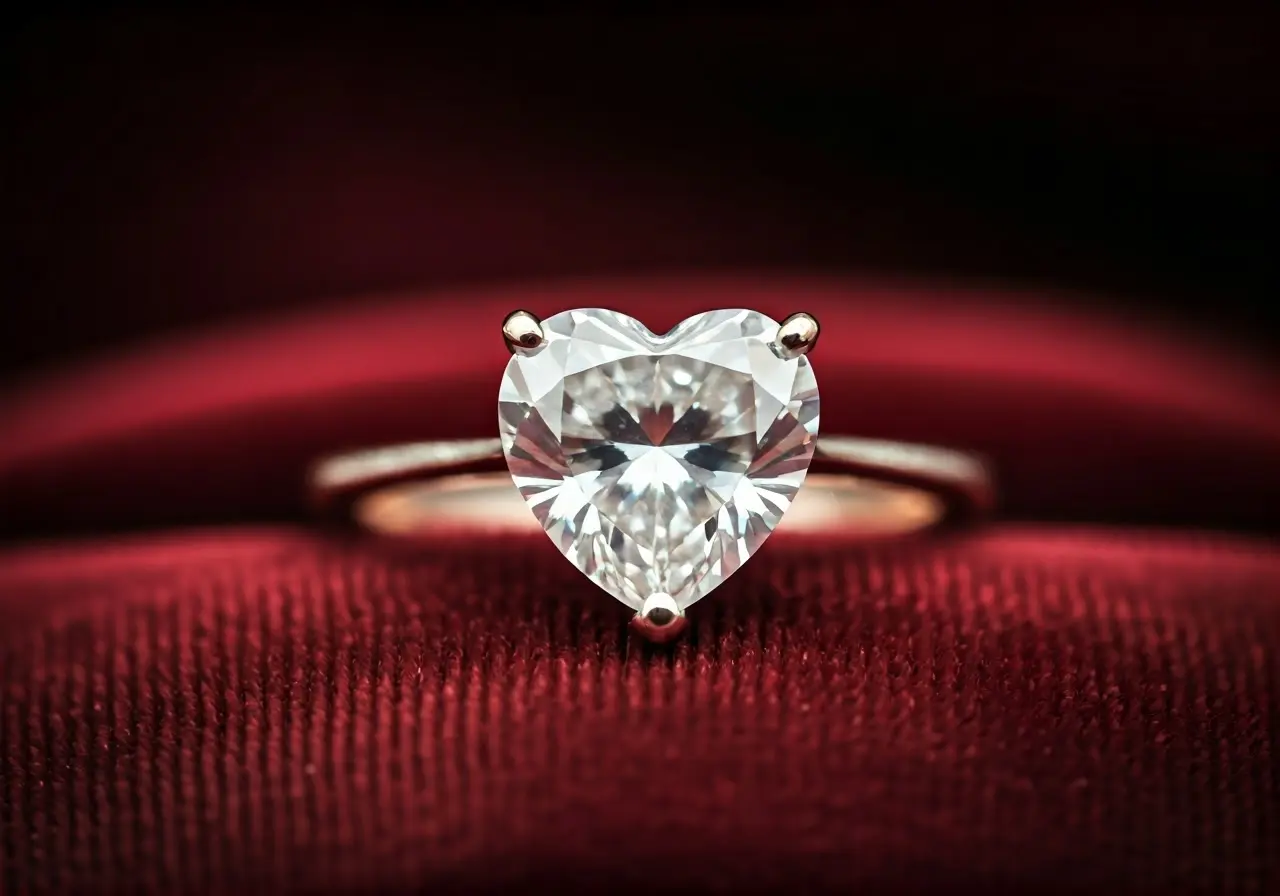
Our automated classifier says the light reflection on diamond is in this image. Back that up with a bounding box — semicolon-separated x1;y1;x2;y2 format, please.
498;308;820;611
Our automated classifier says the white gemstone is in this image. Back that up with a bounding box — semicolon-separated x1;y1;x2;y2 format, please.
498;308;820;612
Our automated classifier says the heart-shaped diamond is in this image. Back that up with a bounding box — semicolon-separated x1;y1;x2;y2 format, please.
498;308;820;612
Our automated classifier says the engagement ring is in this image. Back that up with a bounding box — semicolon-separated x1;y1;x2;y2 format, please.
311;308;994;641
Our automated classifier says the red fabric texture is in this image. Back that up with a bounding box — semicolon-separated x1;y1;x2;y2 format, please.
2;529;1278;892
1;278;1278;891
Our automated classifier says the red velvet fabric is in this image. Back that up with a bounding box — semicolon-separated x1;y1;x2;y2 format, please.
3;529;1278;892
1;279;1278;892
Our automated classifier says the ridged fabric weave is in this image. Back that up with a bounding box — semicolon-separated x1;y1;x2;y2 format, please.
3;528;1277;892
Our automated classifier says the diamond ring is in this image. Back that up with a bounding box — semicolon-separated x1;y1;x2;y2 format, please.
310;308;994;642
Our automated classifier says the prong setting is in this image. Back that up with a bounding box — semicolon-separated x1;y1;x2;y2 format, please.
775;312;820;358
502;310;545;353
630;593;687;643
498;307;822;642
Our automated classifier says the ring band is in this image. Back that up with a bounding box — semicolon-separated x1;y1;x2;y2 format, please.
311;435;994;540
307;306;995;641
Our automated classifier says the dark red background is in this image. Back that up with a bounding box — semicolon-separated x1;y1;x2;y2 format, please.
4;10;1277;381
2;10;1278;893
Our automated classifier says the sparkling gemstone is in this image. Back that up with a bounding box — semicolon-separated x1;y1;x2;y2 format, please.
498;308;820;612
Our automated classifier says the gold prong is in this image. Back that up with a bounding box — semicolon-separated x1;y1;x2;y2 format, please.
776;312;820;358
502;309;545;354
630;593;687;643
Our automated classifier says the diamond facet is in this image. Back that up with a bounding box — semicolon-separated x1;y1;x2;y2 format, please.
498;308;820;611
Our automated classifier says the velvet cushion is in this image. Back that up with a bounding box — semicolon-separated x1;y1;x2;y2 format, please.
1;278;1277;892
2;277;1277;536
3;527;1278;892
